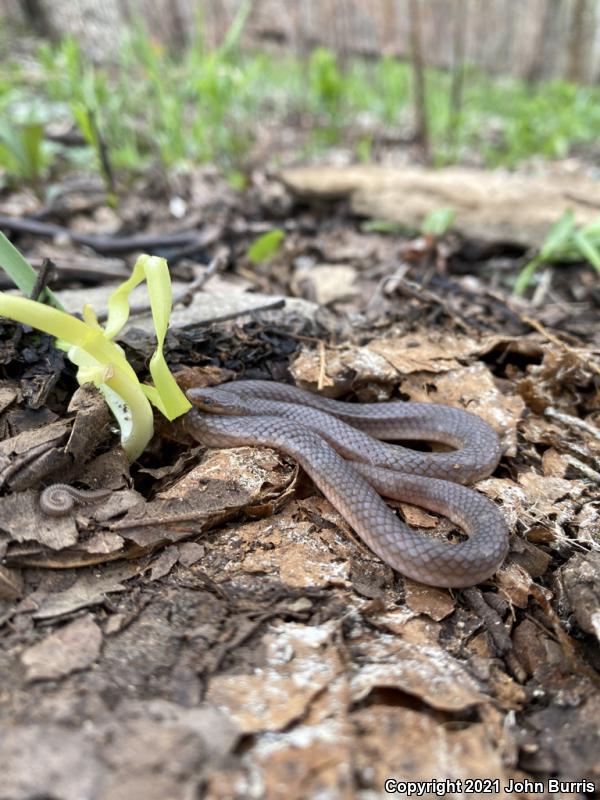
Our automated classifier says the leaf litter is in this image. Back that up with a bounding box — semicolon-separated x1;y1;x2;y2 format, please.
0;166;599;797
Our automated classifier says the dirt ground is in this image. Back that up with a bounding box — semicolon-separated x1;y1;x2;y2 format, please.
0;163;599;800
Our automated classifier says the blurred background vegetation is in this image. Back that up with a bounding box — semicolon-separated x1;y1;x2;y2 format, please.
0;0;599;192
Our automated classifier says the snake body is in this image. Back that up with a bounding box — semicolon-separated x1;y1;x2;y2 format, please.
185;381;509;588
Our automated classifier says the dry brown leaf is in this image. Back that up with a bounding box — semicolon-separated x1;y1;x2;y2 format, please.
400;362;524;455
252;721;354;800
104;446;296;554
368;333;475;373
178;541;205;567
214;498;357;588
83;531;126;555
512;617;563;678
495;562;537;608
0;723;102;800
30;568;131;620
21;614;102;681
207;621;342;734
560;552;600;642
350;634;486;711
397;502;438;528
573;502;600;547
291;345;397;396
483;470;588;552
519;471;585;515
0;563;24;600
403;578;455;621
541;448;570;477
149;545;180;580
0;490;79;550
352;705;508;789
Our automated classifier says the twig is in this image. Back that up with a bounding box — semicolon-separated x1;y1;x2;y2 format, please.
30;257;56;301
462;586;513;655
0;214;208;256
519;313;600;376
394;275;476;334
544;406;600;443
317;339;327;391
88;108;116;195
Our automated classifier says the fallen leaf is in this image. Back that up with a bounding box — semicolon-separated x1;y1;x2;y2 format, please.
0;490;79;550
292;263;359;305
22;614;102;681
207;621;342;733
403;578;455;620
291;344;397;396
400;362;523;455
31;569;130;619
560;552;600;642
352;705;508;788
350;634;486;711
150;545;180;580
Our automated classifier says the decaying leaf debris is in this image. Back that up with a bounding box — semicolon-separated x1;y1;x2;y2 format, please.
0;167;599;799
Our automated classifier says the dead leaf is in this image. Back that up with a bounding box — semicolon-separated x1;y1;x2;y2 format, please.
352;705;508;787
31;568;130;619
560;552;600;642
225;504;353;589
178;542;205;566
400;362;523;455
403;578;455;620
292;263;359;305
350;634;486;711
207;621;342;734
250;721;354;800
0;563;23;600
150;545;180;580
0;490;79;550
21;614;102;681
291;345;397;396
0;723;102;800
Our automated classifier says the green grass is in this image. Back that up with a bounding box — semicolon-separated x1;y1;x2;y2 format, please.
1;25;600;189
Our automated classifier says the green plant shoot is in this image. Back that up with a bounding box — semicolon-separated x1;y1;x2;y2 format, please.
0;238;191;460
421;207;456;237
514;209;600;294
247;229;285;264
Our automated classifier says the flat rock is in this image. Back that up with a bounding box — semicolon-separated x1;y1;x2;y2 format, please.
57;283;319;333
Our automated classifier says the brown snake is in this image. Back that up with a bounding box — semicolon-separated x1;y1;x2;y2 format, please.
185;381;509;587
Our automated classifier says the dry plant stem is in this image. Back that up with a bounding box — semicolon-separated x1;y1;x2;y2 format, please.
520;313;600;376
544;406;600;443
462;586;512;653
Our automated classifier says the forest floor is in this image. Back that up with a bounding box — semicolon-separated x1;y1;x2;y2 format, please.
0;159;599;800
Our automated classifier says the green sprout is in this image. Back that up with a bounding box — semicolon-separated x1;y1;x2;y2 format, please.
0;235;191;460
421;206;456;237
247;229;285;264
514;209;600;295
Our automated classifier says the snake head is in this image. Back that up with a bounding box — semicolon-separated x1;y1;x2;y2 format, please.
186;387;245;415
